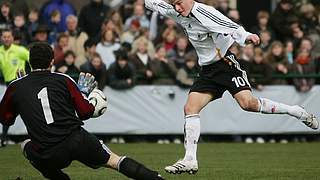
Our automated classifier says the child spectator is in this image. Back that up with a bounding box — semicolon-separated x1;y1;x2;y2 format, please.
108;49;136;89
259;30;272;52
265;41;289;84
285;39;294;64
130;37;153;84
150;44;177;85
176;52;198;88
248;48;272;91
48;9;61;44
55;50;80;81
80;52;107;90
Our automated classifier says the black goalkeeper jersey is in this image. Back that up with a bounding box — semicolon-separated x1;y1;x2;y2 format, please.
0;70;94;150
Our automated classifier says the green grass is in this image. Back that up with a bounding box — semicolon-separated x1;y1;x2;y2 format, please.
1;143;320;180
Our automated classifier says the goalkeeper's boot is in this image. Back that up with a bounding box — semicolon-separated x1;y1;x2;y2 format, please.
164;159;198;174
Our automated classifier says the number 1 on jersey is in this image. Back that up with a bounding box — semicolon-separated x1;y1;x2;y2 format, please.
38;87;54;124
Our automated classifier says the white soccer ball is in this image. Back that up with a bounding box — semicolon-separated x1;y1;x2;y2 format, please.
88;89;107;118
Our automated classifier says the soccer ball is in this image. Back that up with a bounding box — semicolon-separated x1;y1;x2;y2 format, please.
88;89;107;118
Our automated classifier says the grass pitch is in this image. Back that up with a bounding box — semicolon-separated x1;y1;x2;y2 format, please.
1;143;320;180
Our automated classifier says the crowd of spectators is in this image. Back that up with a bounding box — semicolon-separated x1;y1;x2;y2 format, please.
0;0;319;93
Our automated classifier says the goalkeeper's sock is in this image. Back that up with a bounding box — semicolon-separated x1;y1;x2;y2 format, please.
183;114;200;162
118;157;164;180
259;98;309;120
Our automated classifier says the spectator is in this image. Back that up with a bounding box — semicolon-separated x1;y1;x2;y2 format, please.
96;29;121;69
130;37;153;84
83;38;97;63
55;50;79;81
292;38;316;92
216;0;230;16
259;30;272;52
27;8;39;43
108;49;136;90
53;33;70;65
32;24;50;43
131;28;156;58
0;1;13;31
167;35;192;69
109;10;124;37
227;9;241;24
150;45;177;85
285;39;294;64
248;47;272;91
265;41;289;84
124;4;150;31
0;29;29;147
176;52;198;88
78;0;110;37
120;18;141;44
4;0;29;19
299;3;319;35
161;27;177;51
290;22;305;49
65;14;88;68
47;9;61;44
98;19;121;42
251;10;276;40
12;12;28;46
40;0;76;32
80;52;107;90
270;0;297;42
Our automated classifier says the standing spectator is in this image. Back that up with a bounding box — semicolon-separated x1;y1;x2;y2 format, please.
270;0;297;42
80;52;107;90
0;1;13;31
12;12;29;46
176;52;198;88
124;4;150;31
78;0;110;37
167;36;192;68
109;10;124;35
248;47;272;91
96;29;121;69
53;33;70;65
55;50;79;81
108;49;136;89
32;24;50;43
98;19;121;42
250;10;276;40
265;41;289;84
292;38;316;92
40;0;76;32
27;8;40;42
150;45;177;85
130;37;153;84
65;14;88;68
0;29;29;147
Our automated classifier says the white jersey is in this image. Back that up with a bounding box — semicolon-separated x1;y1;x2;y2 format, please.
145;0;252;66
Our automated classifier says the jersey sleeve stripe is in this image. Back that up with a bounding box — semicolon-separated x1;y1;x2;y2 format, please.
196;6;239;29
158;2;173;9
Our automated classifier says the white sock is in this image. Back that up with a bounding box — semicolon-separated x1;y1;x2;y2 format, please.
259;98;309;120
183;114;200;161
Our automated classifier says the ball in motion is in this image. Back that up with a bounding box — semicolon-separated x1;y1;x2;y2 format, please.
88;89;107;117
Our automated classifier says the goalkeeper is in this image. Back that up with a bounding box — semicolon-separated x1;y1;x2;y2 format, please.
0;42;164;180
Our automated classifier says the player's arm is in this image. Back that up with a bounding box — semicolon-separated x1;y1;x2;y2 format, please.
65;77;95;120
145;0;179;17
0;84;18;126
191;3;259;46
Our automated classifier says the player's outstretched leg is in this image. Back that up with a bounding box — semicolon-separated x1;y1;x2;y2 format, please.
259;98;319;130
108;153;164;180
